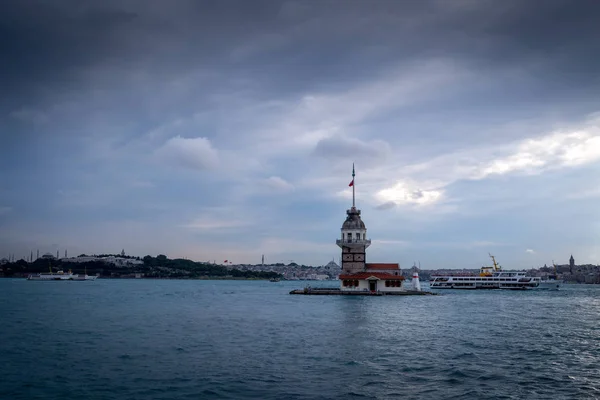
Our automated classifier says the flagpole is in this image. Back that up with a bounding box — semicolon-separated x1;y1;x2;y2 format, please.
352;163;355;208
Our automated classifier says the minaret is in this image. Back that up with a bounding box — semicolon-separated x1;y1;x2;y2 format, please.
336;164;371;275
261;254;264;267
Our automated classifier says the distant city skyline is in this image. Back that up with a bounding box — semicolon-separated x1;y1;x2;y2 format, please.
2;1;600;268
0;248;590;271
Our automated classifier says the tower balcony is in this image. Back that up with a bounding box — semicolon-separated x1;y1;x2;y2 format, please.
336;239;371;248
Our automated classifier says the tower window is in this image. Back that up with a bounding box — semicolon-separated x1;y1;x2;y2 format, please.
347;233;352;241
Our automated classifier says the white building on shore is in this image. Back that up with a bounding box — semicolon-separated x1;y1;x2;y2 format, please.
61;256;144;266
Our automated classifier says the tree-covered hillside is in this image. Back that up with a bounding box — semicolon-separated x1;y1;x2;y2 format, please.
0;254;282;280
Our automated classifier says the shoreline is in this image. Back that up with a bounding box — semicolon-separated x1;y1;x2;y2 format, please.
0;276;286;281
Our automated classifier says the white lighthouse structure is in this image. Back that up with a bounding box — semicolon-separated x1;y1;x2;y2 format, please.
337;165;406;293
412;270;421;291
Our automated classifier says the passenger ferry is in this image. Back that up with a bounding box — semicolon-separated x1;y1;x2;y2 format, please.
27;269;75;281
27;266;97;281
430;254;543;290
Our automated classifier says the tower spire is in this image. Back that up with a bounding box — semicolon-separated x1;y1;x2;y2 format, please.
352;163;355;208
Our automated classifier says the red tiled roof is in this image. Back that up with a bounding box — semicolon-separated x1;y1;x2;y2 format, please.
339;272;405;280
365;263;400;270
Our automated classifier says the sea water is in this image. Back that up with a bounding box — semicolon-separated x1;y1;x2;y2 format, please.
1;279;599;399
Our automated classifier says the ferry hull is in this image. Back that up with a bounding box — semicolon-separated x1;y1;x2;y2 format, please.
27;273;97;281
430;285;539;290
27;275;74;281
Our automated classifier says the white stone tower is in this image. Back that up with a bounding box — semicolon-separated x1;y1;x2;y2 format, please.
336;164;371;274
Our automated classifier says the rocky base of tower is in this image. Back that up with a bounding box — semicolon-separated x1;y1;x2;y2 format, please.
289;287;436;295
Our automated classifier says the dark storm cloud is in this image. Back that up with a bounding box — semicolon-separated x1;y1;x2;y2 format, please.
1;2;134;106
3;0;600;109
0;0;281;112
0;0;598;165
1;0;599;155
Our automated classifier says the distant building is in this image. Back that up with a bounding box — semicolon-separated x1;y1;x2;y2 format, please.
569;254;575;273
41;253;56;260
100;256;144;266
62;256;100;263
61;256;143;266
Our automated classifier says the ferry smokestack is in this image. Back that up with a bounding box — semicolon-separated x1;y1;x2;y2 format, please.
412;270;421;291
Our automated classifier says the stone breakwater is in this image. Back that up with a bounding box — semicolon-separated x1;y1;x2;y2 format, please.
289;287;436;295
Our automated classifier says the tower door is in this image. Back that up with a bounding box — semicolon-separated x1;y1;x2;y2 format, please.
369;280;377;292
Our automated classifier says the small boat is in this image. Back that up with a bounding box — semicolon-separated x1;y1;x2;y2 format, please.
72;273;98;281
538;262;562;290
72;266;97;281
269;278;281;282
538;277;561;290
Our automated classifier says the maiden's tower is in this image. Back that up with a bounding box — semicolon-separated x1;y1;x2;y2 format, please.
336;165;405;293
290;165;432;295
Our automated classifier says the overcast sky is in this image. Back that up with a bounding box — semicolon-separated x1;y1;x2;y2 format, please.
2;0;600;268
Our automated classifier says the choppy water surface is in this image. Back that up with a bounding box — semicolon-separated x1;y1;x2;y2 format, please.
1;279;599;399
